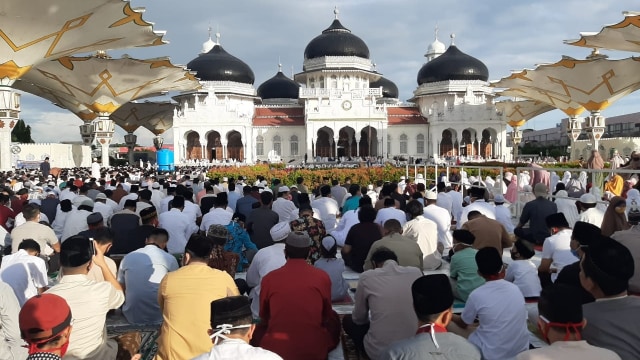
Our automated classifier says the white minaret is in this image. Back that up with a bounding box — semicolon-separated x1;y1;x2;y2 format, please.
425;25;446;62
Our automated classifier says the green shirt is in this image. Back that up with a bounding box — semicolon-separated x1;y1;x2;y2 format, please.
450;248;485;302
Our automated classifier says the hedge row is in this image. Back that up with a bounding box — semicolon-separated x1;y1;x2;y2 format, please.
205;162;587;186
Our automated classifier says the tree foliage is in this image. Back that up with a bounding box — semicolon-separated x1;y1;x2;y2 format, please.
11;119;34;143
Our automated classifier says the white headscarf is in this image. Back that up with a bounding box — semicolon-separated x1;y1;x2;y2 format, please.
554;190;579;228
578;171;588;189
484;176;495;188
550;172;560;194
562;171;572;185
518;173;528;191
589;186;608;213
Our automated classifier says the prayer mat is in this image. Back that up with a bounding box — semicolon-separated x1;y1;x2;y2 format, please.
338;314;369;360
108;328;158;360
333;293;354;305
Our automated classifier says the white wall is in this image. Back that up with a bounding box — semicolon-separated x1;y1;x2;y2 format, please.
11;143;91;168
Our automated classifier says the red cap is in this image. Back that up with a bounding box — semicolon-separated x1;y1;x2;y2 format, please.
19;294;72;343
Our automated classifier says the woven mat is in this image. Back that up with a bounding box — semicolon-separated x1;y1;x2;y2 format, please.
108;328;158;360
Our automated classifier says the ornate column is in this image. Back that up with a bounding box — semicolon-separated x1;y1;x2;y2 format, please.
0;90;20;170
305;126;314;162
124;132;137;165
334;136;340;159
221;139;228;160
355;133;361;158
567;116;582;160
79;123;94;146
585;111;605;153
93;116;115;168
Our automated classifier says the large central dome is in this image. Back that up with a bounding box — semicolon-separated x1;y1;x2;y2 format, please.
304;16;370;60
187;44;255;84
417;45;488;85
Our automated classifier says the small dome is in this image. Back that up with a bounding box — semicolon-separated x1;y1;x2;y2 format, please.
257;70;300;99
426;38;446;57
370;76;398;99
304;15;370;60
417;44;489;85
187;44;255;84
201;37;216;54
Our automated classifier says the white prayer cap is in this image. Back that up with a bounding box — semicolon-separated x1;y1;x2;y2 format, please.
270;222;291;242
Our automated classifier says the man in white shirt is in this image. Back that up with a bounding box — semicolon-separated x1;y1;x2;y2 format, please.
311;185;340;232
423;191;453;252
539;213;577;284
118;184;139;210
246;222;290;318
492;194;514;234
577;193;605;228
450;247;529;360
436;182;453;217
200;193;234;231
0;239;48;306
516;284;621;360
60;199;94;241
158;195;199;254
0;281;27;360
505;240;541;299
271;186;297;223
93;193;114;226
192;296;283;360
159;186;176;214
46;235;125;360
457;187;495;229
182;189;203;224
117;228;179;325
150;182;165;210
446;185;464;224
375;198;407;228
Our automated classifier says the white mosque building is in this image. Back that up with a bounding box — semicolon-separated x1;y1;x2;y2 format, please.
171;10;508;165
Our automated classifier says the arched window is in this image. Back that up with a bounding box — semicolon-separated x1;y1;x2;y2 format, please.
319;76;325;87
256;135;264;156
400;134;408;154
416;134;425;154
273;135;282;155
290;135;299;156
387;135;392;155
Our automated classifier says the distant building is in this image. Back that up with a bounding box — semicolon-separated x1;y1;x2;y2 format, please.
519;112;640;159
171;11;508;165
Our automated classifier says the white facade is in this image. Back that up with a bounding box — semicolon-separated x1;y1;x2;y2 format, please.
11;143;91;168
170;23;507;166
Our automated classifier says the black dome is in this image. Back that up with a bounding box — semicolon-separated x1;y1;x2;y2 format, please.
370;76;398;98
304;19;370;60
257;71;300;99
417;45;488;85
187;45;255;84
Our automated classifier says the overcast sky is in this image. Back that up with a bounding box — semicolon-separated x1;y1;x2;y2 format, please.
18;0;640;145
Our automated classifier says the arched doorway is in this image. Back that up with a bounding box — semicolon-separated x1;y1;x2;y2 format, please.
461;129;475;157
227;130;244;161
440;129;454;156
481;129;493;159
186;131;202;159
359;126;378;157
206;131;222;161
338;126;356;158
316;127;334;158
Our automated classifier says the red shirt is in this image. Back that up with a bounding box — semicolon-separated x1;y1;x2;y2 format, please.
259;259;337;360
0;205;15;231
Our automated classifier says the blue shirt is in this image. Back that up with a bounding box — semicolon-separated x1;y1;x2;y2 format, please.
343;195;362;212
117;245;179;324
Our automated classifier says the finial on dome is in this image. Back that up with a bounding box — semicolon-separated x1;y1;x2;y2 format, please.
434;24;439;40
372;60;377;71
208;25;212;40
334;6;339;19
450;33;455;46
291;65;294;78
215;31;221;45
278;57;282;72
